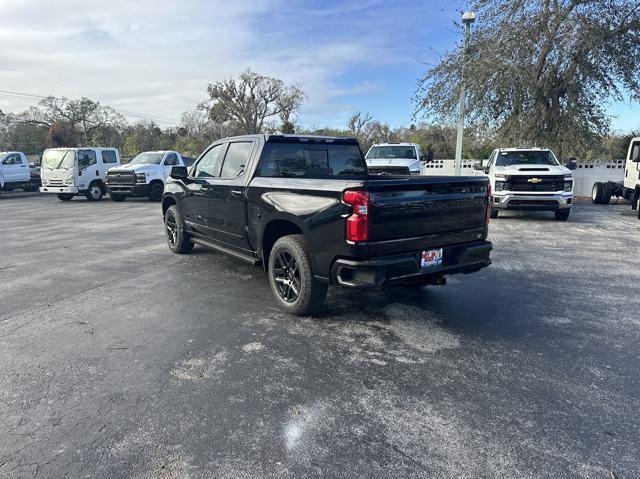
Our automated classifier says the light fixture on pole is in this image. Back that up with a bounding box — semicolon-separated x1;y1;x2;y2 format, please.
454;11;476;176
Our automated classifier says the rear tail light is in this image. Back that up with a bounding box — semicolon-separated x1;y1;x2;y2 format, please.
343;189;369;242
486;183;492;225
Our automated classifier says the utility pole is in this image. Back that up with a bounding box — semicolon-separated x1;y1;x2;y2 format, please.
454;11;476;176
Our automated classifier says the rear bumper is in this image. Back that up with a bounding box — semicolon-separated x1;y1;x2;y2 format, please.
493;192;573;211
106;184;150;196
40;186;79;194
330;240;492;288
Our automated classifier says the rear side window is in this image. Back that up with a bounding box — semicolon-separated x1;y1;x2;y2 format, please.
256;143;367;178
220;142;253;179
102;150;117;163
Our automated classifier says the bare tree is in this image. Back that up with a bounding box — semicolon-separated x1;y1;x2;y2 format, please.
347;112;373;136
19;96;125;146
205;69;306;135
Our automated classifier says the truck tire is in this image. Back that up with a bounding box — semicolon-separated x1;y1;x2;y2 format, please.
57;194;73;201
148;182;164;202
110;194;126;202
490;207;499;219
164;205;194;254
268;234;328;316
592;182;610;204
86;182;103;201
555;209;571;221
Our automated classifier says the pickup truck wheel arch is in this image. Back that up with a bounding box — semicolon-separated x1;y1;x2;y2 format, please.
162;196;177;216
261;220;303;271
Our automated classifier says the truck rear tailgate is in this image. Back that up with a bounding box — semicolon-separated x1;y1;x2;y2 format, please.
365;176;489;243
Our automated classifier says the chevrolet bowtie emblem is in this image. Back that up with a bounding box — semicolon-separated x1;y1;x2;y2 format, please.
527;177;543;184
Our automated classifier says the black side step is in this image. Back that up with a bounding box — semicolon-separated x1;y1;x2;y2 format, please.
191;237;262;266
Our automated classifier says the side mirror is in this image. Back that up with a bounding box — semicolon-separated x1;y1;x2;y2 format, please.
566;157;578;170
473;162;490;174
170;166;188;180
421;151;434;163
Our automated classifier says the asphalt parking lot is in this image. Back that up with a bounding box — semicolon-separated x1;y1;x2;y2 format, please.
1;192;639;478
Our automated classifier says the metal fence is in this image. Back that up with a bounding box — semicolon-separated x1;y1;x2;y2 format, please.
421;159;626;196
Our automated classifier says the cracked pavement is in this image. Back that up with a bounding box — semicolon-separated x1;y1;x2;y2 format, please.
1;192;639;478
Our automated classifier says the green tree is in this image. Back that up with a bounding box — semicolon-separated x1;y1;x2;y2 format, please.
415;0;640;159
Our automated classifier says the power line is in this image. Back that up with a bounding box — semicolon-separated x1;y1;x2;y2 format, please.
0;89;179;124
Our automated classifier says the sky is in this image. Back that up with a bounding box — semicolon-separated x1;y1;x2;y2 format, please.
0;0;638;132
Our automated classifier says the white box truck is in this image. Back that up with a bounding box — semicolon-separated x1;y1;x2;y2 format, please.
39;147;120;201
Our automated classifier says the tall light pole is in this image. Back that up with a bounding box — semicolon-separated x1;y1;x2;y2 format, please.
454;11;475;176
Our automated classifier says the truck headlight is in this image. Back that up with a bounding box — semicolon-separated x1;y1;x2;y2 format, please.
494;181;505;192
564;179;573;192
135;173;146;183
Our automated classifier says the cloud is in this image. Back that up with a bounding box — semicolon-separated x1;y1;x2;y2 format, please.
0;0;434;128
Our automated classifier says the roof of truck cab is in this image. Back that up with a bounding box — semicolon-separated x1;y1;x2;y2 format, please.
137;150;178;154
497;147;551;151
44;147;118;151
215;134;359;143
370;142;418;147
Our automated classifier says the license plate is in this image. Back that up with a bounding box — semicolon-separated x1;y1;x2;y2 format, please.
421;248;443;268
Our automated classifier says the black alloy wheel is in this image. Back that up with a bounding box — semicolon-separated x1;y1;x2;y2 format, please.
165;209;178;248
272;251;302;303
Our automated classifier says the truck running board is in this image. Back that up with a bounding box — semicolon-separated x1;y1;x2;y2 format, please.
190;237;262;266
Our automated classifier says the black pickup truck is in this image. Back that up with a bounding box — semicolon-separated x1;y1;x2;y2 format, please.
162;135;492;314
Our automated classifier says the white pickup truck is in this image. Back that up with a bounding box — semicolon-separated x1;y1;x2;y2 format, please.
474;147;576;221
0;151;40;194
105;150;185;202
365;143;431;175
40;147;121;201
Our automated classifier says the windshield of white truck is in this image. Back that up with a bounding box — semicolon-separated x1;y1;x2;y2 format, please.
129;152;164;165
366;146;417;160
495;151;559;166
42;150;76;170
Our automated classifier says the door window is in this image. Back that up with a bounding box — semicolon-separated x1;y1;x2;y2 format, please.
220;142;253;179
193;144;224;178
164;153;178;166
629;142;640;162
2;154;22;165
101;150;117;164
78;150;97;170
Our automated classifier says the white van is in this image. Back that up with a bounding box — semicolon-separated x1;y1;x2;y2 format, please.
40;147;120;201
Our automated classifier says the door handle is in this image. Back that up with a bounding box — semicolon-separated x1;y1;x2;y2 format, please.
230;190;243;198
